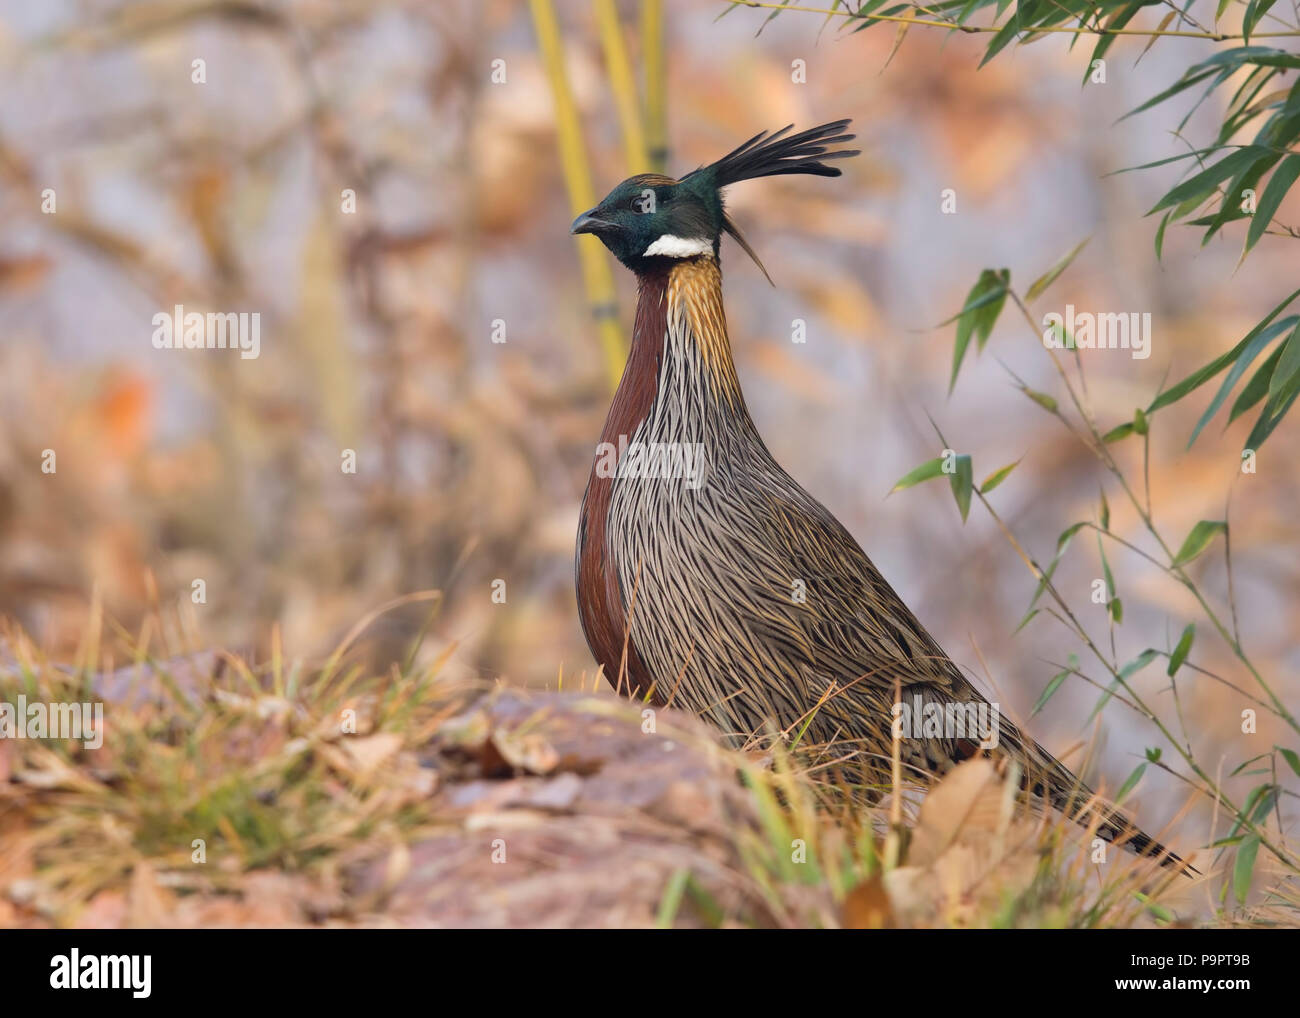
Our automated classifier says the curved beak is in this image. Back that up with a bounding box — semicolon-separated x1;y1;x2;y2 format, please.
570;209;614;236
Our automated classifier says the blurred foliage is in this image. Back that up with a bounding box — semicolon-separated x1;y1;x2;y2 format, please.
737;1;1300;444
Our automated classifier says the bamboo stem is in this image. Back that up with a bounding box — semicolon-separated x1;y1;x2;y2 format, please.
529;0;626;392
595;0;650;171
641;0;668;174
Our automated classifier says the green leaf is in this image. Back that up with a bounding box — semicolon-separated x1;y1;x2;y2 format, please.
1245;153;1300;256
1233;834;1260;904
1150;146;1272;214
1189;315;1296;445
1020;386;1058;413
1168;624;1195;676
1149;286;1300;415
1154;210;1172;260
938;271;1009;327
1135;11;1175;66
889;456;945;494
1172;520;1227;566
979;8;1027;68
1123;68;1221;122
1098;535;1116;609
1084;4;1141;85
1266;318;1300;406
1120;649;1161;679
1116;763;1146;803
1032;655;1077;716
1024;522;1087;618
1231;753;1272;777
1229;343;1284;423
1025;238;1089;301
1087;649;1159;724
1251;785;1279;823
1110;149;1214;176
949;453;973;523
1231;783;1273;837
1103;421;1136;443
1278;747;1300;778
948;269;1010;392
1243;381;1300;450
1057;521;1087;552
1243;0;1279;44
1198;151;1280;245
1098;488;1110;531
1140;894;1174;924
979;458;1020;494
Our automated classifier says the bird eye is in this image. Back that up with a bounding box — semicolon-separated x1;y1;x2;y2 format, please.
632;190;658;215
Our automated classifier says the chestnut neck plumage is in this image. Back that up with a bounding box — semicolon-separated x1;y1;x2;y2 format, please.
575;253;753;702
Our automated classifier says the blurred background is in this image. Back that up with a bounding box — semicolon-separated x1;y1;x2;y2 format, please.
0;0;1296;850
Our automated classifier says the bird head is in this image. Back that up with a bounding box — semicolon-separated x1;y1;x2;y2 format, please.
571;119;858;283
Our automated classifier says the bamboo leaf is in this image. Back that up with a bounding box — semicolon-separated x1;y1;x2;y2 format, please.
889;456;946;493
1154;209;1172;260
1025;238;1089;301
1172;520;1227;566
1150;146;1272;215
1148;286;1300;414
1243;383;1300;449
1103;421;1135;443
1266;318;1300;404
1136;11;1175;65
1229;343;1284;423
1116;763;1146;803
979;458;1020;494
1099;535;1119;622
1244;153;1300;256
1020;386;1058;413
949;453;973;523
1168;624;1195;676
1087;649;1159;724
1189;316;1296;445
1233;834;1260;904
948;269;1009;391
1243;0;1279;44
1032;655;1077;716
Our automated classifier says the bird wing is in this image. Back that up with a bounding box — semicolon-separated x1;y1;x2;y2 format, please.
716;461;970;701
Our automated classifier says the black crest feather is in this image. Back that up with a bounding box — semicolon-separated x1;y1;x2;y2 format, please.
694;119;858;188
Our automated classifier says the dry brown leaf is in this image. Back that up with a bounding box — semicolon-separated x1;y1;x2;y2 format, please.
486;729;559;776
128;862;174;928
841;874;896;929
340;732;403;777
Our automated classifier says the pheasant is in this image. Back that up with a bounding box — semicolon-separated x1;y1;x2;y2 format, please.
571;120;1190;872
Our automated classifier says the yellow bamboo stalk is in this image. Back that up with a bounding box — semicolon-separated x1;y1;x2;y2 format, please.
595;0;649;171
529;0;625;391
640;0;668;174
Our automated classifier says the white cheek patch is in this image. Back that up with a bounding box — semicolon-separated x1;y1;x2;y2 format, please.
643;234;713;258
